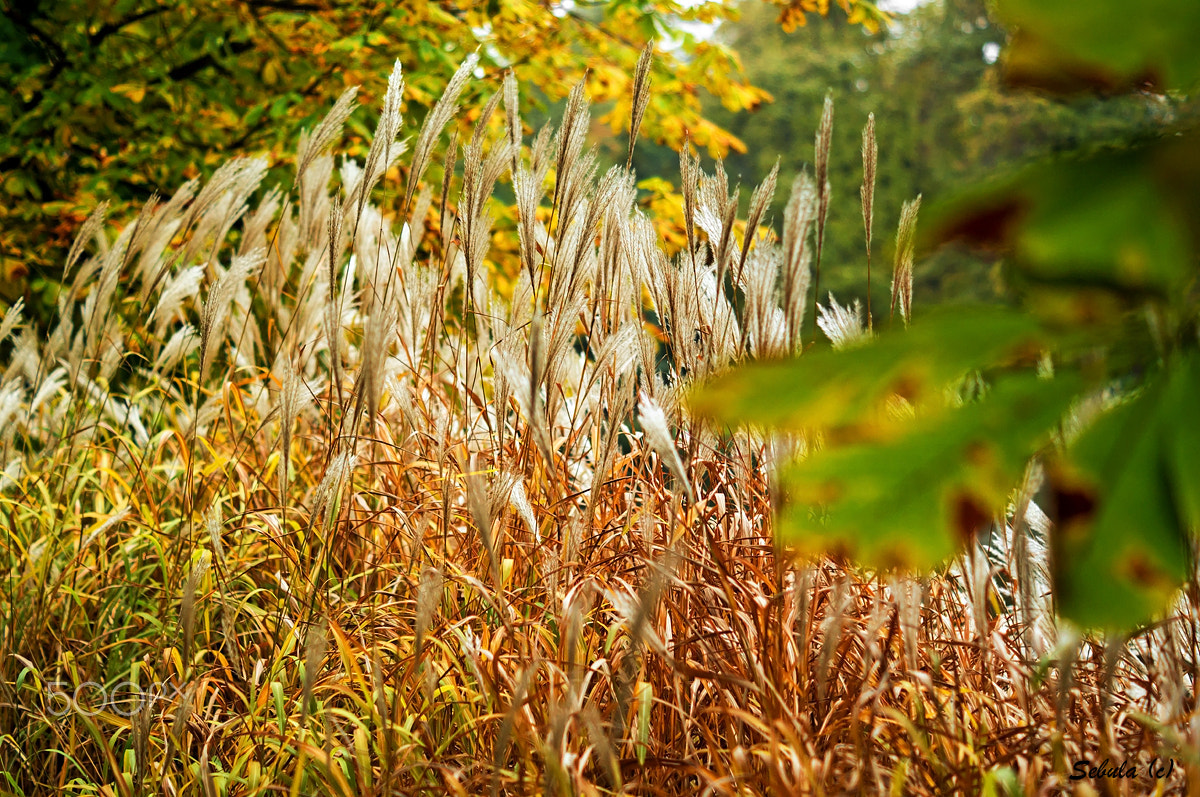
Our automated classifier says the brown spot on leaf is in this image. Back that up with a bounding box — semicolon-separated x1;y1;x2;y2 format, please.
1122;550;1169;590
963;441;991;467
952;491;991;544
1000;30;1156;95
891;373;922;404
935;198;1028;253
1052;484;1097;540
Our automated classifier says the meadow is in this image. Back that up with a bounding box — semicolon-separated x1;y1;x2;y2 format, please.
1;47;1198;796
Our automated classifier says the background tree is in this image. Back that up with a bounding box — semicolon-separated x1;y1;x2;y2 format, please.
698;0;1179;309
0;0;885;308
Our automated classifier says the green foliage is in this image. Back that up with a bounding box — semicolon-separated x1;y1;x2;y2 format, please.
928;134;1200;302
694;0;1200;630
996;0;1200;93
0;0;793;303
778;372;1080;570
1050;359;1199;628
695;0;1182;306
691;306;1049;432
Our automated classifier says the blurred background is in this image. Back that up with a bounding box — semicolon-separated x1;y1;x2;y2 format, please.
2;0;1189;314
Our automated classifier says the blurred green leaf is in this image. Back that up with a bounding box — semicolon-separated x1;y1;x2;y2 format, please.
1050;364;1195;630
777;372;1080;571
995;0;1200;93
690;306;1049;435
1163;354;1200;533
925;133;1200;306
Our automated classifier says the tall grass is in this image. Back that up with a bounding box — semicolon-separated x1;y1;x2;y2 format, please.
1;54;1197;796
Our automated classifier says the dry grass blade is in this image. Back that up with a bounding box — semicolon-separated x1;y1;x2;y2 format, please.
199;248;265;382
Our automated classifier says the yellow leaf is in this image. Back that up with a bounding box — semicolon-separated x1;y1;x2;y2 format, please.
110;84;146;103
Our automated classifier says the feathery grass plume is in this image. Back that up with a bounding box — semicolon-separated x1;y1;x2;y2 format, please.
714;181;741;288
136;185;193;300
354;60;405;231
461;91;508;294
180;550;212;673
403;182;434;266
358;299;397;424
151;265;204;337
26;367;64;420
405;52;477;213
892;575;923;672
153;324;198;376
296;85;359;185
123;193;161;268
627;43;654;170
504;69;521;173
80;233;127;357
205;504;225;570
861;113;878;328
239;186;282;258
63;201;109;278
530;119;555;179
467;469;505;594
77;508;128;556
170;681;197;747
891;194;922;324
438;128;460;253
507;474;540;543
194;159;268;267
816;292;869;350
325;195;345;398
414;566;443;663
679;143;700;259
736;159;779;284
182;157;268;244
637;392;693;503
0;382;24;434
312;449;356;534
782;171;817;352
553;79;592;212
515;164;547;280
301;615;328;722
813;94;833;334
0;298;23;347
199;249;266;382
525;310;555;466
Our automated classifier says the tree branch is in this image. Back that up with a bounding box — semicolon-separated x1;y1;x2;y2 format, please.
88;5;173;48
